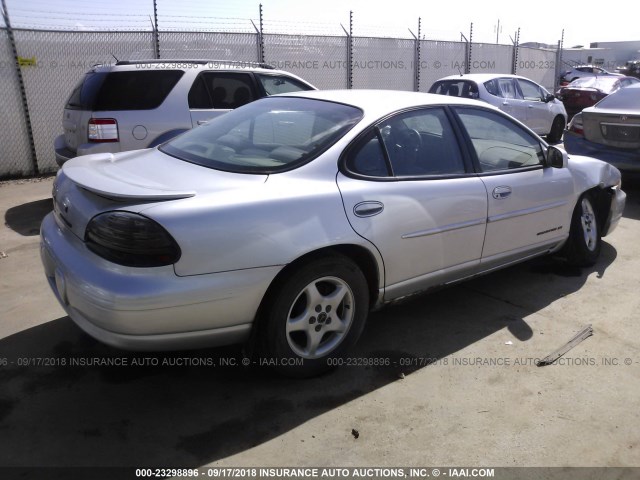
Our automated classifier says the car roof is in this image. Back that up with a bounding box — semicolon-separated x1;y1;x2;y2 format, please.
434;73;530;83
276;89;490;118
91;60;292;75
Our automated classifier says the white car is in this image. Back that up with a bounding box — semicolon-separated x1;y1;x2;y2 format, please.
430;74;568;143
41;90;625;377
560;65;622;84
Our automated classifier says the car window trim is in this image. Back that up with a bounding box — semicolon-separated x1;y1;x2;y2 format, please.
448;104;549;176
339;105;477;182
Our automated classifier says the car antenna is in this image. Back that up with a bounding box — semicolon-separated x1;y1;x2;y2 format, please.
458;67;463;76
111;54;119;64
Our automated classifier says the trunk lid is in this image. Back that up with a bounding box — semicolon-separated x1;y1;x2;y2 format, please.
582;110;640;149
55;148;268;241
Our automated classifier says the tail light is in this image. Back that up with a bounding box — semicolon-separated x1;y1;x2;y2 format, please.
85;211;181;267
88;118;118;143
568;113;584;136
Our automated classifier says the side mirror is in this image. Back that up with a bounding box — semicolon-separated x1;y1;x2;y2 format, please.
544;93;555;103
547;145;568;168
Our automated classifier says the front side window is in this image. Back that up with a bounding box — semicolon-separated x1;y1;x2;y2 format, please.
517;79;544;101
454;107;544;172
257;74;313;95
162;97;362;173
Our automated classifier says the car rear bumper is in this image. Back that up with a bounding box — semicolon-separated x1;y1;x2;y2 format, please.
564;131;640;172
40;213;281;351
54;134;121;167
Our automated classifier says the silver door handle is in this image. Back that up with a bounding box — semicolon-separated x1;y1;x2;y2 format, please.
354;201;384;217
197;120;209;125
492;186;512;199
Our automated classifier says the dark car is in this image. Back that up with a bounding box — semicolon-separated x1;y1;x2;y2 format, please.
616;60;640;79
556;76;640;116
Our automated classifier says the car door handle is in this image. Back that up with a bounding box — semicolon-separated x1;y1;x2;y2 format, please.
502;101;509;105
354;201;384;217
492;186;512;199
197;120;209;125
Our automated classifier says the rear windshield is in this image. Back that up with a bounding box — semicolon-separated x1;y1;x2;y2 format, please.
65;70;184;111
595;85;640;109
569;77;618;89
160;97;362;174
429;80;479;99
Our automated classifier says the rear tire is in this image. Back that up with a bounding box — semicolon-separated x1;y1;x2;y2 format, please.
563;192;601;267
547;116;565;143
259;255;369;377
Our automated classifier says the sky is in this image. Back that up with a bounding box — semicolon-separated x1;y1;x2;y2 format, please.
2;0;639;49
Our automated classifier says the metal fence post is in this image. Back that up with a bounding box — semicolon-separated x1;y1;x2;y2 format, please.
409;18;421;92
258;4;265;63
341;11;353;89
466;22;472;74
555;29;564;90
1;0;38;176
511;27;520;74
152;0;160;59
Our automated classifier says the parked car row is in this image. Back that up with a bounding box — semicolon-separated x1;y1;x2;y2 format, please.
559;65;622;86
556;76;639;116
564;83;640;173
56;63;570;168
54;60;316;167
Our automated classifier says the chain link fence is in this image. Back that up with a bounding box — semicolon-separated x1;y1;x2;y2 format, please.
0;29;33;178
0;26;562;179
418;41;468;92
264;34;347;90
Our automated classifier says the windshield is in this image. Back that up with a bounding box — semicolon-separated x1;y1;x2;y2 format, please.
160;97;363;173
569;76;617;90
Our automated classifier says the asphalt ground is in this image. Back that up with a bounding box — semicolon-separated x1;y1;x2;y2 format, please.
1;175;639;472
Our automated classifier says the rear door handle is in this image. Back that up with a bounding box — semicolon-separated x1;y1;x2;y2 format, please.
354;201;384;217
492;186;512;199
197;120;209;125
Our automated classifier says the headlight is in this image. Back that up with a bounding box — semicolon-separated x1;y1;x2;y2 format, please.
85;211;181;267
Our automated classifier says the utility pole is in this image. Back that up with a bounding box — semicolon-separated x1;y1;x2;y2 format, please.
494;19;502;44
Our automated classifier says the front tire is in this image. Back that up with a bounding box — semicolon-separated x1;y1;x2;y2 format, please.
563;192;601;267
547;116;565;143
260;255;369;377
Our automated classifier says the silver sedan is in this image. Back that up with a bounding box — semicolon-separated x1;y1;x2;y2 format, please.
41;90;626;377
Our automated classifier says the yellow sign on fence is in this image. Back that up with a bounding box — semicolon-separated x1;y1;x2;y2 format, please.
18;56;37;67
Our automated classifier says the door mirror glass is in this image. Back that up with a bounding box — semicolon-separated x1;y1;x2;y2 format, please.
547;145;568;168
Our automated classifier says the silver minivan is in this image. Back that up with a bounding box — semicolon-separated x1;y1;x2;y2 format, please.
54;60;316;166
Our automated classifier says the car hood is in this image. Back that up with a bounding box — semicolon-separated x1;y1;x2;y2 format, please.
62;148;267;200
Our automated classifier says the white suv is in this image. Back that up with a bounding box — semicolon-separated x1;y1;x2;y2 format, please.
54;60;316;166
429;74;567;143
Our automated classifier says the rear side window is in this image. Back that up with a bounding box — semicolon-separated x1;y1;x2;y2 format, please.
429;80;479;99
66;71;183;111
257;74;313;95
188;72;256;110
65;72;108;110
93;71;183;111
